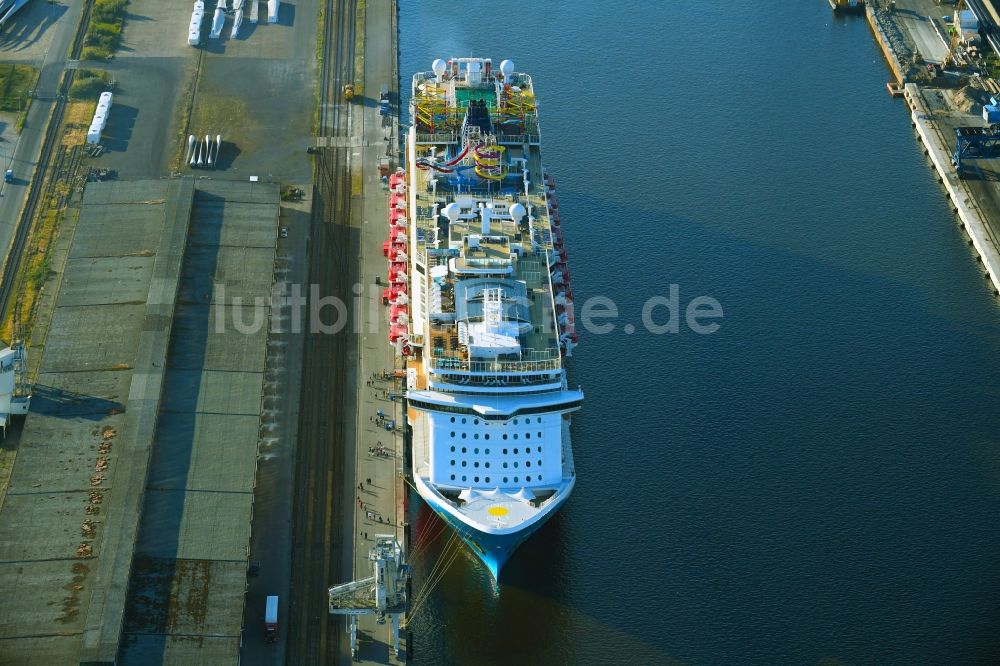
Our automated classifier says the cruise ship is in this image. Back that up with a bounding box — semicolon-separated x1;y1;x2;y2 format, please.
383;57;582;579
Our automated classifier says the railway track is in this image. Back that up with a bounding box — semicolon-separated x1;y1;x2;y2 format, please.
0;0;95;326
288;0;358;662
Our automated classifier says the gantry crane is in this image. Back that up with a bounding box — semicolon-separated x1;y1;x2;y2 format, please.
328;535;409;660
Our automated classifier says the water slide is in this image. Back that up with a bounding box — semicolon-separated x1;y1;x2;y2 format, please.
414;144;473;172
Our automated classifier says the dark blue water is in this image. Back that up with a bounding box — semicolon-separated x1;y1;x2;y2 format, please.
401;2;1000;664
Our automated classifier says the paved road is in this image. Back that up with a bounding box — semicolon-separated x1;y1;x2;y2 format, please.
0;1;81;289
240;197;310;665
898;12;949;64
345;0;405;661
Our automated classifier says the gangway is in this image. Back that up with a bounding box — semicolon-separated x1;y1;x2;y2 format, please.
328;535;409;659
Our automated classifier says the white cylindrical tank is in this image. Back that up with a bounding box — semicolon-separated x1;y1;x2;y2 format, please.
210;7;224;38
231;8;243;37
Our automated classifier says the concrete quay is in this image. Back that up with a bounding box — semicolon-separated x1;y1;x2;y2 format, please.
854;0;1000;299
905;84;1000;295
344;0;408;661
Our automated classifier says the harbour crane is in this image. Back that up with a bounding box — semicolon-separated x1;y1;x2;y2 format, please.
328;535;409;660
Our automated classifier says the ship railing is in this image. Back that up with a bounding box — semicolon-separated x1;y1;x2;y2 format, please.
430;349;561;374
497;133;540;145
416;132;458;144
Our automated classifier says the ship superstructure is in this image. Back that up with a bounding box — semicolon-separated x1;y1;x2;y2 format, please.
385;57;581;579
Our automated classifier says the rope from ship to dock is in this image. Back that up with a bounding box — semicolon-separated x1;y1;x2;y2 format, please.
409;510;449;559
405;531;465;627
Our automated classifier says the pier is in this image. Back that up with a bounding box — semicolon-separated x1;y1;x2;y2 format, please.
853;0;1000;297
340;0;409;659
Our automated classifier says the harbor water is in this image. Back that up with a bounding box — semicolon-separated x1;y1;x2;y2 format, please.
400;2;1000;663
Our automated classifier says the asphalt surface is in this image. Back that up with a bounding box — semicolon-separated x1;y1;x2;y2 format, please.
0;0;81;295
898;11;949;64
342;0;406;661
240;196;310;666
286;0;358;662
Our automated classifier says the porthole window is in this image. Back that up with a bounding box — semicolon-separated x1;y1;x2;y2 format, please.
513;462;519;468
474;419;479;425
513;434;519;440
513;448;519;455
462;461;467;467
450;460;455;466
485;448;490;455
503;448;508;455
503;477;509;483
474;476;479;483
485;462;490;468
513;418;519;425
474;462;479;468
485;477;490;483
503;434;508;440
485;434;490;440
526;461;531;468
461;418;467;424
451;432;456;437
526;447;532;453
450;474;456;480
461;433;467;439
538;432;542;438
474;434;479;440
503;462;508;469
450;416;456;423
526;475;532;482
537;459;542;466
474;448;479;454
514;476;519;483
450;445;455;452
461;447;467;453
462;475;467;482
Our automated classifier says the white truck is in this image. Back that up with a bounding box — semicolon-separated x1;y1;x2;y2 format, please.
264;595;279;643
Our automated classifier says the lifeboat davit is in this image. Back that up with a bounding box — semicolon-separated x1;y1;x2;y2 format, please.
389;324;408;343
390;304;409;323
389;168;406;188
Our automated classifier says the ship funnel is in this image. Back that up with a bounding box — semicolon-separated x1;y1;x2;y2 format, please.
499;59;514;82
432;59;447;82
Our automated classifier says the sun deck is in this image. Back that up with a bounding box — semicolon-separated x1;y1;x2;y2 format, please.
407;66;561;378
